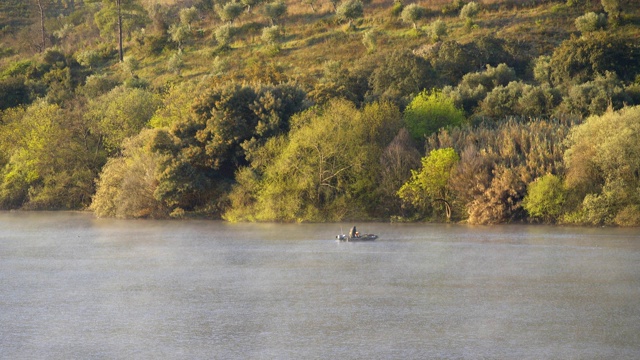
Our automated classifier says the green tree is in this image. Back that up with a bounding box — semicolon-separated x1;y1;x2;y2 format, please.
404;90;465;141
548;34;640;86
168;24;190;51
86;86;162;154
336;0;364;28
225;99;398;222
94;0;149;62
217;1;244;23
91;129;171;218
523;174;566;223
559;71;629;117
398;148;460;220
379;128;422;217
179;6;199;30
0;77;33;110
369;49;436;103
430;18;447;41
574;12;607;34
401;3;426;30
215;24;236;47
261;25;282;46
601;0;621;25
0;101;100;210
262;0;287;26
459;1;479;29
563;106;640;226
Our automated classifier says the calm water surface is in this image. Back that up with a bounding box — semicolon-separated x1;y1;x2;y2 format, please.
1;211;639;359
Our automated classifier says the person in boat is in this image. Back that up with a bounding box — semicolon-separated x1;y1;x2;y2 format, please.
349;226;358;238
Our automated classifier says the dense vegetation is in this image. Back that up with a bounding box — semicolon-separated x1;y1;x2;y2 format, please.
0;0;639;225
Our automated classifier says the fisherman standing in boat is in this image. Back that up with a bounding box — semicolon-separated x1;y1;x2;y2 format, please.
349;226;358;239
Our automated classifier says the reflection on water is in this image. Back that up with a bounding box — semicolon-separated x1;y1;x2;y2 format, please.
1;212;639;359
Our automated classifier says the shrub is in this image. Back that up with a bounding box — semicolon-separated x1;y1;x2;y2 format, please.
459;1;479;20
362;30;377;53
261;25;282;45
401;4;427;29
390;0;404;17
574;12;607;34
336;0;364;28
523;174;566;223
215;24;236;47
75;50;100;69
430;19;447;41
404;90;466;141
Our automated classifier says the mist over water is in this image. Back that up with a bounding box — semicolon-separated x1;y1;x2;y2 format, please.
1;211;639;359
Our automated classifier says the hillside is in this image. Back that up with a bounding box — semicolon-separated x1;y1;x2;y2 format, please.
0;0;639;225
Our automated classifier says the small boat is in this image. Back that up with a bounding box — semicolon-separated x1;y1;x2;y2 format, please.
336;233;378;242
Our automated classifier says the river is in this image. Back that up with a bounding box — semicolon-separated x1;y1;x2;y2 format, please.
1;211;639;359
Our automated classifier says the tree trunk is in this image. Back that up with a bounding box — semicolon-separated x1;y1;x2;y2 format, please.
36;0;46;52
117;0;124;62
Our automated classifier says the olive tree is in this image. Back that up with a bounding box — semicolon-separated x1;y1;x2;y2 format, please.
336;0;364;28
401;4;426;30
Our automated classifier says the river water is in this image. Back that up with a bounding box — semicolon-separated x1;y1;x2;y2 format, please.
1;211;639;359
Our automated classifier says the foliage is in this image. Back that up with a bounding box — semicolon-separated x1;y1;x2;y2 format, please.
563;106;640;226
91;129;170;218
261;25;282;45
217;1;244;23
600;0;620;24
225;99;402;222
425;117;574;224
398;148;460;220
0;101;101;210
404;90;466;141
443;63;517;113
369;49;435;104
459;1;479;20
559;71;630;117
93;0;149;40
401;4;426;30
548;34;640;86
179;6;199;29
574;12;607;34
168;24;191;51
0;77;33;110
215;24;236;47
523;174;566;223
430;19;447;42
86;86;162;154
262;1;287;26
336;0;364;28
362;30;377;54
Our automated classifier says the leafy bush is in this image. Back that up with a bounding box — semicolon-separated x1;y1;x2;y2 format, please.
262;1;287;26
478;81;524;118
459;1;479;19
76;50;101;69
261;25;282;45
0;77;32;110
398;148;460;220
401;4;426;29
215;24;236;47
559;71;629;117
563;106;640;226
369;49;435;103
404;90;466;140
549;34;640;86
574;12;607;34
336;0;364;28
430;19;447;41
523;174;565;222
91;129;170;218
